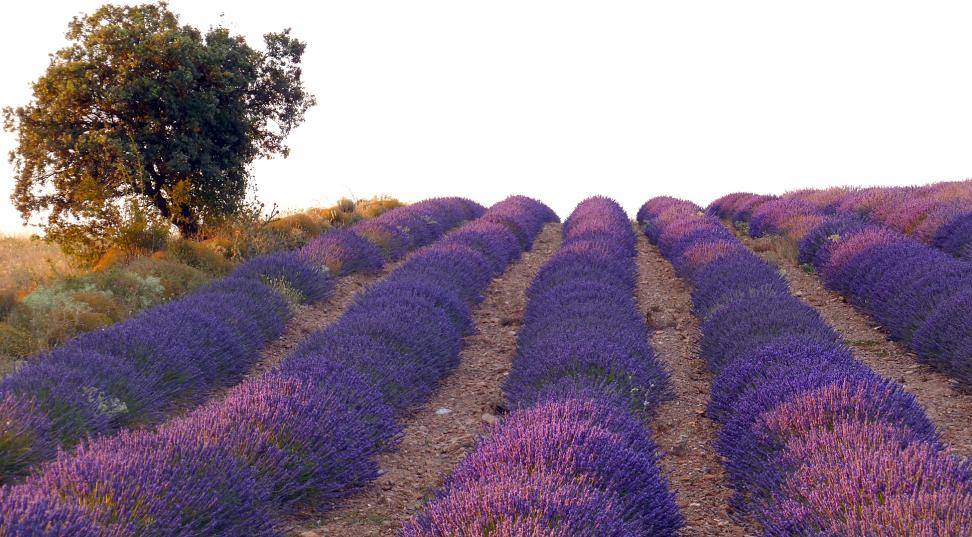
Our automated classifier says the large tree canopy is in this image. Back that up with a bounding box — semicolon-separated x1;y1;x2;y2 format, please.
4;2;315;256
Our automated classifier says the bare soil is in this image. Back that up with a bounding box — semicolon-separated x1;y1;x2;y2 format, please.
294;223;561;536
740;233;972;458
169;266;399;421
636;232;751;537
252;268;397;376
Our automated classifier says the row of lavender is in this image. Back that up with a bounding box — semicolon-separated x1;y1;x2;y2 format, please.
402;197;681;536
788;181;972;259
0;196;556;535
708;180;972;259
301;197;480;274
640;197;971;535
0;198;483;485
711;193;972;388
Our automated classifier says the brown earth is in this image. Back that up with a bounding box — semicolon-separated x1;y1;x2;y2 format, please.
169;264;401;421
294;223;561;536
636;232;752;537
739;232;972;458
251;268;398;376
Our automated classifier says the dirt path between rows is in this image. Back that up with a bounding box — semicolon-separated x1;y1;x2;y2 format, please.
296;223;561;537
636;232;751;537
167;264;400;422
739;233;972;458
252;267;398;376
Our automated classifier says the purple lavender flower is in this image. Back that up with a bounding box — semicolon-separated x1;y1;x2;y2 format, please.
167;367;396;512
0;396;54;483
411;397;681;536
639;196;967;533
0;483;116;536
407;197;681;536
300;228;385;275
232;250;334;303
34;427;277;536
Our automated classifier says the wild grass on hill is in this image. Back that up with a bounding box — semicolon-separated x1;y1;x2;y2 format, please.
0;197;402;373
0;237;74;295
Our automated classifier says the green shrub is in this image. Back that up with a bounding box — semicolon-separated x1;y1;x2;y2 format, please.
127;257;211;299
11;287;84;349
111;204;171;254
83;269;166;311
9;264;169;349
0;197;404;356
262;277;304;311
18;285;86;320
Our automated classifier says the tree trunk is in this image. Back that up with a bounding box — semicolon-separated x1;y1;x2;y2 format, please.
175;203;200;238
143;174;199;238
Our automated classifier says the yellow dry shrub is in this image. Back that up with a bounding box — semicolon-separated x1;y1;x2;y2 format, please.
335;197;357;213
92;246;135;271
306;207;340;225
71;291;126;321
262;213;326;251
0;322;34;359
201;237;234;259
328;210;360;228
46;310;113;346
266;213;323;236
76;312;113;332
355;227;397;258
356;197;403;219
166;238;233;275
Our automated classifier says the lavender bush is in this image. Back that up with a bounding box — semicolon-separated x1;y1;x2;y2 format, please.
640;196;970;534
299;229;384;275
715;189;972;388
0;197;483;484
405;197;681;536
0;195;555;533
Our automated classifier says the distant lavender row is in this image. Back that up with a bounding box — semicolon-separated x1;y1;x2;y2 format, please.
711;181;972;260
640;197;971;535
711;192;972;388
792;181;972;259
0;196;554;536
403;197;681;536
0;197;483;485
300;197;486;274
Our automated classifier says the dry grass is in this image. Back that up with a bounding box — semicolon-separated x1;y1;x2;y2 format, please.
0;196;403;363
0;236;74;295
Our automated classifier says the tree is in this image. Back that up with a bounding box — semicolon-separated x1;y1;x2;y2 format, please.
4;2;315;259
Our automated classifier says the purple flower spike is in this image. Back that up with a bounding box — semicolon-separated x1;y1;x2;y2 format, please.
0;483;116;536
35;427;277;536
401;470;636;537
0;396;54;483
168;367;396;512
412;397;681;537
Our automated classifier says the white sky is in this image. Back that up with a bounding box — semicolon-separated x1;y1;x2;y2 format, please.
3;1;972;233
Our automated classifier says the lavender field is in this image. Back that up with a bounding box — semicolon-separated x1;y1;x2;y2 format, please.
1;188;971;536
